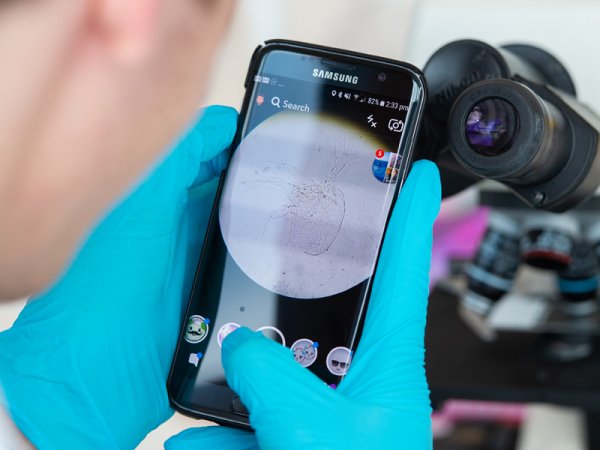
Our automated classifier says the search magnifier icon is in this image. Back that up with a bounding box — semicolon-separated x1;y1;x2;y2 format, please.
271;96;281;108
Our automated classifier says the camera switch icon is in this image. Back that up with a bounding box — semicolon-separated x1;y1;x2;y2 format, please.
388;119;404;133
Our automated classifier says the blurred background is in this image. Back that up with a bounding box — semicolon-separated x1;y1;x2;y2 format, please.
3;0;600;448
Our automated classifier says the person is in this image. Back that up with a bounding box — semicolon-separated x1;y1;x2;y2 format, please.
0;1;441;448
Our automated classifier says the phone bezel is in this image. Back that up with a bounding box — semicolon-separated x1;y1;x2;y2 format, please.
167;39;427;429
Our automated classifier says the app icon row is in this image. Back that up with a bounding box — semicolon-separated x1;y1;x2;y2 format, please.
184;315;352;376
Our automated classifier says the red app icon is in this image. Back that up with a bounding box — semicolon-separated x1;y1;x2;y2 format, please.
256;96;265;106
375;149;385;159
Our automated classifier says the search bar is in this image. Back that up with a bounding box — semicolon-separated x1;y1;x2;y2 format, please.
271;96;311;113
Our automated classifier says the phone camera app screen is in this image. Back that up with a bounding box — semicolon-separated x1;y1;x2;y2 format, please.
172;49;419;408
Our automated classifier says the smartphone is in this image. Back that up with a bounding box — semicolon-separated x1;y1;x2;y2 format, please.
168;40;426;428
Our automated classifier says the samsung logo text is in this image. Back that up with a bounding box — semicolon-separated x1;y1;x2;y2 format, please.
312;69;359;85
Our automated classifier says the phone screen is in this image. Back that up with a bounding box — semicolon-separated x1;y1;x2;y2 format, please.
169;44;424;423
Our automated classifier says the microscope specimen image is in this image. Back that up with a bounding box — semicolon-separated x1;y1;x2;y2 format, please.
219;112;396;299
249;145;349;257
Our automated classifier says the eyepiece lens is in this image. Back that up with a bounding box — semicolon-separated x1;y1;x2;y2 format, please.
465;98;519;156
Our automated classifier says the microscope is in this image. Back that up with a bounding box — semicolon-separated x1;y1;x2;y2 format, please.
419;40;600;362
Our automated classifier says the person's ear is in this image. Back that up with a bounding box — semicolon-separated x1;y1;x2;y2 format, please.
95;0;164;62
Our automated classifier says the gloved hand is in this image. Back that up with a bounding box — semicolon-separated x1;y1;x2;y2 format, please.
0;106;238;449
165;160;441;450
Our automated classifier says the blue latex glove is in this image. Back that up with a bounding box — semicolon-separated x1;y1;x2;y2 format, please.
166;160;441;450
0;106;238;449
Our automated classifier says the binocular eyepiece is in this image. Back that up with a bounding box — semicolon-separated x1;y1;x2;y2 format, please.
421;40;600;212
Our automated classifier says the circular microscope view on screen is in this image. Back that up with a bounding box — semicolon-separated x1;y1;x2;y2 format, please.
219;111;396;299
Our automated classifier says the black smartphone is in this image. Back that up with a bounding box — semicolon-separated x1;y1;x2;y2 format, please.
168;40;426;428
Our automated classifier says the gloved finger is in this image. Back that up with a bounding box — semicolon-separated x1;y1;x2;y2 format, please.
190;147;230;189
172;105;238;188
358;160;441;346
339;160;440;405
165;426;258;450
221;328;341;432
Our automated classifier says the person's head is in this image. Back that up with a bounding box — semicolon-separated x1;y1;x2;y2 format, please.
0;0;236;299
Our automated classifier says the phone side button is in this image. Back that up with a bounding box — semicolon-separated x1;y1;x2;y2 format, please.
231;396;250;417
